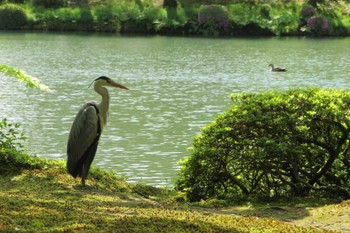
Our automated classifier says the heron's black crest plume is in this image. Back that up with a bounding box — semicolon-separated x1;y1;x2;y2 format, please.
88;76;110;88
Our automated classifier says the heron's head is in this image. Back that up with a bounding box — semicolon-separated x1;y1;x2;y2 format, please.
90;76;129;90
268;64;273;67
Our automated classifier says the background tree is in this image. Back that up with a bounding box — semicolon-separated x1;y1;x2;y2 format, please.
176;88;350;201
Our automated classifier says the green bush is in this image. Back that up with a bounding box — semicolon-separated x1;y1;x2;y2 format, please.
40;8;81;31
78;8;94;31
268;3;300;35
118;3;165;33
94;5;121;32
176;88;350;201
0;3;27;29
0;118;25;152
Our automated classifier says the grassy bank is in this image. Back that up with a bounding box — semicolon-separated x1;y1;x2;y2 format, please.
0;0;350;36
0;151;349;232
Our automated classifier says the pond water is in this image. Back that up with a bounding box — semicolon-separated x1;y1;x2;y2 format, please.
1;32;350;186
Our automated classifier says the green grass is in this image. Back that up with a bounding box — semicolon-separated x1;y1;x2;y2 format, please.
0;152;347;232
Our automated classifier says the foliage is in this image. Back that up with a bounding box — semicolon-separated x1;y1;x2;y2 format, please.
0;65;49;173
38;7;81;31
298;2;340;36
307;15;329;35
197;5;229;35
0;3;27;30
118;3;167;33
0;149;46;173
0;118;42;173
1;0;350;36
78;8;94;31
176;88;350;201
269;3;300;35
0;119;25;152
0;64;50;91
316;1;348;36
94;5;121;32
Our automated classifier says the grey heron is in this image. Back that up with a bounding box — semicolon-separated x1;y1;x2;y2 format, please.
269;64;287;72
66;76;128;185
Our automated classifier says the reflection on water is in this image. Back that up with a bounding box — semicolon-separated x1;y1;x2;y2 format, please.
1;33;350;186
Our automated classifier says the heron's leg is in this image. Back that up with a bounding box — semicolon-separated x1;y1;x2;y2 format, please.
81;164;86;185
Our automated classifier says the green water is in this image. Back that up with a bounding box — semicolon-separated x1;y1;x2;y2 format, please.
1;32;349;186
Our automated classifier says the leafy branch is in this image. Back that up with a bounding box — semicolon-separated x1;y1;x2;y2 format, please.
0;64;50;91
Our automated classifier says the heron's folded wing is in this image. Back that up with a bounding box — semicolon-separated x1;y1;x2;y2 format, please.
67;104;99;166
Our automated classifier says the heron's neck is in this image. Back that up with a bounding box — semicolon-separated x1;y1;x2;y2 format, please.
94;85;109;129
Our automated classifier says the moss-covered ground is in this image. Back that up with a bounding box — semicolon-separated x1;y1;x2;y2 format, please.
0;154;348;232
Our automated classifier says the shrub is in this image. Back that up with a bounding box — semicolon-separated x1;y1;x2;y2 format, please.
94;5;121;32
267;3;300;35
307;15;329;35
0;4;27;30
259;4;271;19
0;118;26;152
39;8;81;31
119;4;163;34
176;88;350;201
78;8;94;31
197;5;229;35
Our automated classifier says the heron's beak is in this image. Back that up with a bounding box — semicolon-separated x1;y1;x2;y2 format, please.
111;81;129;90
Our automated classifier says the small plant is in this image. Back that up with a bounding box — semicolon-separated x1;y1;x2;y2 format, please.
197;5;229;35
0;118;26;152
0;3;27;30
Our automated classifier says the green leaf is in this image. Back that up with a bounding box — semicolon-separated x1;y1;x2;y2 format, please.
0;64;50;91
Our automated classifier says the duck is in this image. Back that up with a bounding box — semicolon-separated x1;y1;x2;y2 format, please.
269;64;287;72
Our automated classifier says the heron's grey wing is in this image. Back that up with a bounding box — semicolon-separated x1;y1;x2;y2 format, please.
67;103;99;177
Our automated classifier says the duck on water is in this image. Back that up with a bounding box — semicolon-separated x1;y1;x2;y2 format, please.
269;64;287;72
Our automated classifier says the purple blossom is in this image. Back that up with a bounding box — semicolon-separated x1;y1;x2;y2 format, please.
198;5;230;32
322;19;329;29
307;16;329;34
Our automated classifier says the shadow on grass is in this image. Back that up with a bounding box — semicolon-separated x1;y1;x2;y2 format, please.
191;196;342;224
